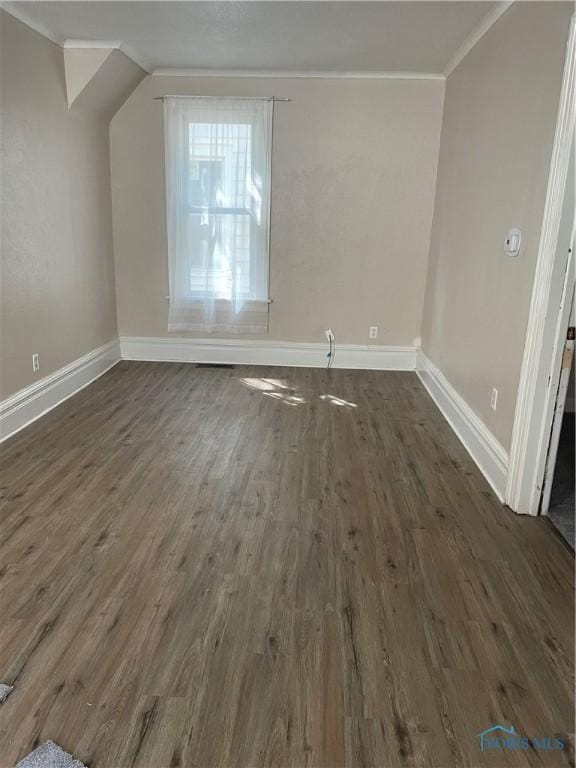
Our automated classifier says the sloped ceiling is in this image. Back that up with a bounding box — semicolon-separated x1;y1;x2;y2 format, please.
2;1;504;75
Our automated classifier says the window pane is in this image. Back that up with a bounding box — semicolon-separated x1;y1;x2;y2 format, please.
186;122;253;296
165;97;271;332
187;213;250;297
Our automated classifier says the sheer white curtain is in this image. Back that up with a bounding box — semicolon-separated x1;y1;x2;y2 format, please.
164;97;273;333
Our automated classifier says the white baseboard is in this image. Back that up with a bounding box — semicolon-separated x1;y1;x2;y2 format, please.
0;339;121;442
416;351;509;501
119;336;417;371
0;338;513;507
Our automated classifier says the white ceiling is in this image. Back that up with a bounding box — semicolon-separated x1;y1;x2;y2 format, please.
3;1;502;75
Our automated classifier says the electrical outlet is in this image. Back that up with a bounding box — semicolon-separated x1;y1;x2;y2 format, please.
324;329;335;341
490;387;498;411
369;326;378;339
32;353;40;372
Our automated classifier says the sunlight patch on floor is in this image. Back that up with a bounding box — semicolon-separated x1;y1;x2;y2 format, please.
240;377;306;406
240;377;294;392
320;394;358;408
239;377;358;409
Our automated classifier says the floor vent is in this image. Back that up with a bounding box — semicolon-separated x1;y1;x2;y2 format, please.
195;363;236;369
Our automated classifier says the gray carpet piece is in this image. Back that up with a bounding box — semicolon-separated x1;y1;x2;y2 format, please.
0;683;13;702
16;741;86;768
548;414;575;550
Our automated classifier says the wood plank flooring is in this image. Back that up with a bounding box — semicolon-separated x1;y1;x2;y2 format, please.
0;362;573;768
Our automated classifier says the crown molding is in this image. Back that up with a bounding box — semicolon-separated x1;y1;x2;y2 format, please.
0;0;61;46
0;4;150;72
63;39;123;50
151;68;445;80
63;39;150;73
3;0;516;86
444;1;513;76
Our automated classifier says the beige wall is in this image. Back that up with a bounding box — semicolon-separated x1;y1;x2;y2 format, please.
111;75;444;345
0;12;144;399
4;1;571;454
421;2;573;451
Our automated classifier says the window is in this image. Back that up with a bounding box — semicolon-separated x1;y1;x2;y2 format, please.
164;97;273;333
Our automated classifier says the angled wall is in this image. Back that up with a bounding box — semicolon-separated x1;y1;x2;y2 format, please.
64;47;111;107
421;2;573;452
0;12;145;400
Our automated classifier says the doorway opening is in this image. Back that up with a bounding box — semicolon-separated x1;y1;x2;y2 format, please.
542;295;575;549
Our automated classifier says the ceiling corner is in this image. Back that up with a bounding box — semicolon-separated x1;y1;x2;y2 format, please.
444;1;514;77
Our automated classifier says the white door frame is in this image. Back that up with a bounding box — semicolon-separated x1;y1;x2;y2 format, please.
506;14;576;516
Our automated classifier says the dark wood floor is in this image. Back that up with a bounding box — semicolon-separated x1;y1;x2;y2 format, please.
0;362;573;768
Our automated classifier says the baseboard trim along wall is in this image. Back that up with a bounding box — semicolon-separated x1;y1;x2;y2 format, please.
1;338;511;507
0;339;121;442
119;336;417;371
416;351;509;501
